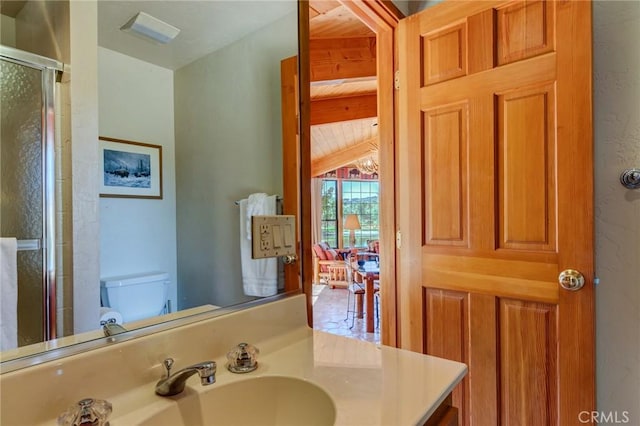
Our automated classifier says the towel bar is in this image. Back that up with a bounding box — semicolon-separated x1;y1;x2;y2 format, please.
17;239;41;251
234;196;282;205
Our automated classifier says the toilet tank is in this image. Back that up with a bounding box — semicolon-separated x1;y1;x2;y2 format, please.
100;271;169;323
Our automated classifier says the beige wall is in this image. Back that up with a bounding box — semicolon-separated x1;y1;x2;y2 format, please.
593;1;639;420
98;47;178;312
174;12;297;309
68;0;100;334
14;0;69;63
1;15;16;46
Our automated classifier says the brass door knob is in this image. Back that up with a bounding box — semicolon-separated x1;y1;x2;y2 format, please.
282;254;298;264
558;269;585;291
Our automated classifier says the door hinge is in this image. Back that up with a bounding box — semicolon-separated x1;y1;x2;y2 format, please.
394;70;400;90
396;230;402;249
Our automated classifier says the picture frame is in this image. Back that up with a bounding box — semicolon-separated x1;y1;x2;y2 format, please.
99;136;163;199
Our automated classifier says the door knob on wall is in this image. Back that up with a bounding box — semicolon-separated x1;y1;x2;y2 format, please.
620;168;640;189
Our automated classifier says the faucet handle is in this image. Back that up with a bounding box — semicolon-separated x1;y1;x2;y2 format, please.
57;398;112;426
162;358;175;378
227;342;259;373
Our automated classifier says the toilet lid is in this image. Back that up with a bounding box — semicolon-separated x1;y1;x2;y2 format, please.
100;271;168;288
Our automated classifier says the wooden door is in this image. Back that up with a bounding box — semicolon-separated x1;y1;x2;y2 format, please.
281;55;303;295
396;1;594;425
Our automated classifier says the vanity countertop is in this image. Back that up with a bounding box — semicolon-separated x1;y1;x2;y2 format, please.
1;294;465;426
111;327;467;426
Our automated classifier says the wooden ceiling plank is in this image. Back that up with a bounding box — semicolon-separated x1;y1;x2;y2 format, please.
310;37;377;82
311;61;376;82
316;125;335;157
310;93;377;125
310;37;376;62
313;123;334;158
310;3;374;39
343;120;356;152
309;0;343;15
337;0;403;31
309;7;321;19
310;78;377;100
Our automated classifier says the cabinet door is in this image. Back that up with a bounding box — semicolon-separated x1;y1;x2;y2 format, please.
396;1;594;424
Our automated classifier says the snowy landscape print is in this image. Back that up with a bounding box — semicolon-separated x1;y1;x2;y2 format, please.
103;149;152;188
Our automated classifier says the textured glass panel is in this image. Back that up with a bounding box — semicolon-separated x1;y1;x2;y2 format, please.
16;250;44;346
1;59;44;346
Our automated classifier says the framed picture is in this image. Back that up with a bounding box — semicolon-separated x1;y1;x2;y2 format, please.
99;136;163;199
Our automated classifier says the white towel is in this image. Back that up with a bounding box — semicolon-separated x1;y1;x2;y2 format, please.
245;193;268;240
0;238;18;351
239;195;278;297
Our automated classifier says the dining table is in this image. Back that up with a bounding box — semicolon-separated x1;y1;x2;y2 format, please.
356;261;380;333
355;251;379;261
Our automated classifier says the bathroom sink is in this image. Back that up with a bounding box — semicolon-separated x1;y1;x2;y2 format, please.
139;376;336;426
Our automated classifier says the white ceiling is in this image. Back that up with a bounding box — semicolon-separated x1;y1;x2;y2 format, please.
98;0;296;70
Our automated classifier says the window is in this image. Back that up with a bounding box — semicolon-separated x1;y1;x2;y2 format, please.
320;178;379;249
342;180;379;247
321;180;338;247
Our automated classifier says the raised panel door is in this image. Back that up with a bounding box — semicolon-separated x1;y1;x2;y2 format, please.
397;1;594;424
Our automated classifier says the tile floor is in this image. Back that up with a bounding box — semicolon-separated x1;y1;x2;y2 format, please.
312;284;380;345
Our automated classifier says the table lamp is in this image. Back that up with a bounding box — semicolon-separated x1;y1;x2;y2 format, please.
343;214;361;248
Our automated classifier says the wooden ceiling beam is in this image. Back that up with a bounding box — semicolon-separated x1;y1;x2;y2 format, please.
311;138;376;177
309;0;343;17
310;37;376;82
338;0;403;30
311;93;377;125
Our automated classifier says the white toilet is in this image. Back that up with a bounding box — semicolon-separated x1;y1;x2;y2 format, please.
100;271;169;323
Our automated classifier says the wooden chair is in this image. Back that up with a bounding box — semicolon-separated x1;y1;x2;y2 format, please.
326;263;349;289
313;243;351;287
373;279;381;328
345;253;381;329
343;253;364;328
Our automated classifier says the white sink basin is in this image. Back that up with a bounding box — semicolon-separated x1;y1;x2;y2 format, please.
139;376;336;426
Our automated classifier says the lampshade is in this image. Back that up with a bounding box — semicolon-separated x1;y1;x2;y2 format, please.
120;12;181;45
344;214;361;230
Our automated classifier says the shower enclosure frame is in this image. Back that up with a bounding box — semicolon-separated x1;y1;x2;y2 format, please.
1;45;63;341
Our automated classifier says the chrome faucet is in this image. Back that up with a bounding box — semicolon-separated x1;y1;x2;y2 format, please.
102;322;127;336
155;358;216;396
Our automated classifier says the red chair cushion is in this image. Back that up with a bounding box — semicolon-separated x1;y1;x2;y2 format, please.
312;244;328;260
326;248;340;260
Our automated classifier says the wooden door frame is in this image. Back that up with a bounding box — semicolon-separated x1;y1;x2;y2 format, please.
281;55;302;294
299;1;313;326
340;1;401;347
299;0;402;346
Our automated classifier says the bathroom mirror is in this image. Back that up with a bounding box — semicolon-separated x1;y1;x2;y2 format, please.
0;0;303;367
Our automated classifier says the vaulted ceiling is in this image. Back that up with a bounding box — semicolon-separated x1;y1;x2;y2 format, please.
308;1;378;177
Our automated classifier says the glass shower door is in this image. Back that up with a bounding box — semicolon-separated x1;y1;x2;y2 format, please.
1;46;60;346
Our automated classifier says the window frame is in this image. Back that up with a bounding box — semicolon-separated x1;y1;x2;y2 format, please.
320;177;379;249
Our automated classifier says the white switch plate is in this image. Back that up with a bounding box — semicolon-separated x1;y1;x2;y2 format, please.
251;215;296;259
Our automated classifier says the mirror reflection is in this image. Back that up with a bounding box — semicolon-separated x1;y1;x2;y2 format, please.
0;0;299;362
